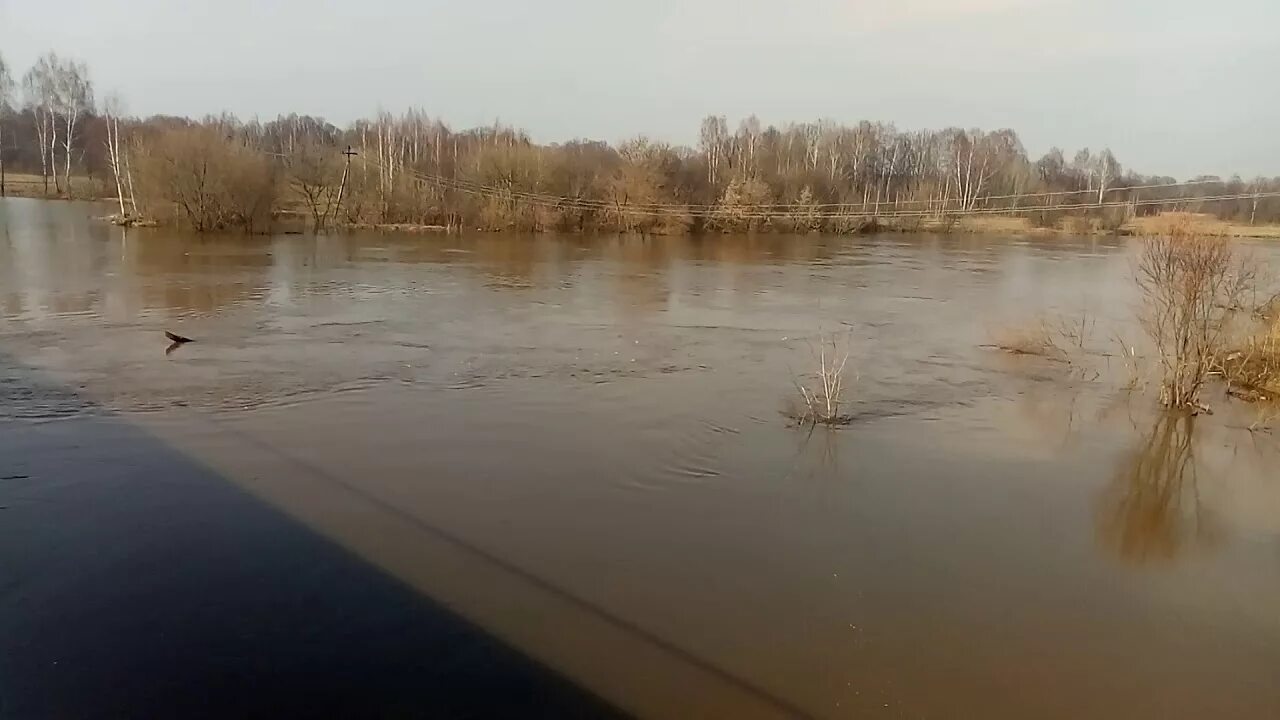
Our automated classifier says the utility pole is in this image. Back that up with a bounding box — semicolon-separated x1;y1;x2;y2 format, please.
331;145;357;228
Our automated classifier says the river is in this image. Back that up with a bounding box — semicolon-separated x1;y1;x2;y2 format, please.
2;197;1278;719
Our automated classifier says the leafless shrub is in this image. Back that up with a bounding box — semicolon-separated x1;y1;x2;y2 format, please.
1053;309;1096;352
286;139;344;232
134;125;278;232
1135;225;1255;410
788;333;855;426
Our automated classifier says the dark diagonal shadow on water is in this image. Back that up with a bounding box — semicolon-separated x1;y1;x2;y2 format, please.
0;353;626;720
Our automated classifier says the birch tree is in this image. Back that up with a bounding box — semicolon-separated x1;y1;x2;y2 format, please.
1094;149;1120;205
735;115;762;180
102;93;130;216
698;115;728;187
22;55;59;194
54;58;93;196
1072;148;1094;193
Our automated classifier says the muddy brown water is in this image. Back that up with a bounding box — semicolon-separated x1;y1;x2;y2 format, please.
2;197;1278;718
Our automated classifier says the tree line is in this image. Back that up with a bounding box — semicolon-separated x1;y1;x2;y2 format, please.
1;50;1278;233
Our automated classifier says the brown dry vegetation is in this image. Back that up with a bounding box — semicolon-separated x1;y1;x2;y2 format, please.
1135;225;1255;409
1;172;100;199
1217;314;1280;401
989;226;1277;420
788;333;855;426
949;211;1280;239
990;319;1066;359
132;126;278;232
989;311;1095;362
1130;212;1280;240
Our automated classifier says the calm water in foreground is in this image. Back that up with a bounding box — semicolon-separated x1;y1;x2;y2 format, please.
2;197;1278;718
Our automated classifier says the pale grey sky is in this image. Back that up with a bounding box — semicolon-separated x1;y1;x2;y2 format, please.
1;0;1275;179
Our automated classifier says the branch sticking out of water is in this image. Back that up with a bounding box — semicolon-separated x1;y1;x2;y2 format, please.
788;332;855;426
1111;333;1148;392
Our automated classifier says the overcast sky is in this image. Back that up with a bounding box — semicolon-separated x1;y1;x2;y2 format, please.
1;0;1275;179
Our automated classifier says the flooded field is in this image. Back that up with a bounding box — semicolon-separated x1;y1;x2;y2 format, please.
2;197;1278;718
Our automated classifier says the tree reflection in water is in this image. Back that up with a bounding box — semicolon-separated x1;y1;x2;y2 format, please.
1097;412;1219;564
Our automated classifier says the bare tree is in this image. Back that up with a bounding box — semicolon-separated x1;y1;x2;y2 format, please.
53;58;93;197
1072;148;1094;193
699;115;728;187
134;125;276;232
102;93;129;216
735;115;762;179
287;140;343;232
1248;177;1264;226
0;53;12;196
1095;148;1120;205
22;55;59;195
946;129;997;211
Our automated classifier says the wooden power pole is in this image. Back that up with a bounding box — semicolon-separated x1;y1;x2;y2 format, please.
331;145;357;228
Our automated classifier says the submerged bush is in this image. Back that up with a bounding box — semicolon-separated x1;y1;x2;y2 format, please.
134;126;277;232
1136;224;1255;409
788;333;855;426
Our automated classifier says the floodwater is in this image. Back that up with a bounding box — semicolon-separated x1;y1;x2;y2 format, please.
2;197;1278;718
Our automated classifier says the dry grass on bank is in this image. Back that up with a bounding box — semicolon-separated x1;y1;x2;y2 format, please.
1;173;102;200
1218;315;1280;401
954;216;1044;234
897;211;1280;239
1129;212;1280;240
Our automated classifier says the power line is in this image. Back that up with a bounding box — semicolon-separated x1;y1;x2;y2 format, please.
396;162;1250;212
354;154;1279;221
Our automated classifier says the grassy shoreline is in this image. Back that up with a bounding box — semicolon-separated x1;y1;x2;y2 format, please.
923;213;1280;239
1;173;101;201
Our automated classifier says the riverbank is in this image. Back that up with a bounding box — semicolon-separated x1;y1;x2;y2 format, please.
332;214;1280;239
911;213;1280;239
8;187;1277;240
1;173;102;201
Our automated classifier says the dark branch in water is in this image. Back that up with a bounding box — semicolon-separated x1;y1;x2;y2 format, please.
165;331;194;356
